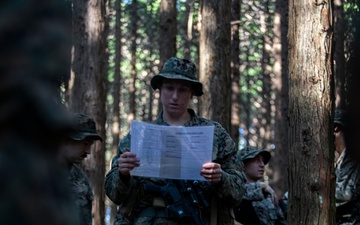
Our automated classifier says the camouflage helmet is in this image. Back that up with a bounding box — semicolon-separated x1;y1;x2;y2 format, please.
334;109;347;127
239;146;271;165
67;113;103;142
150;57;204;96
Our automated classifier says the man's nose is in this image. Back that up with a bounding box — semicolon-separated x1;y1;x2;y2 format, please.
171;90;179;99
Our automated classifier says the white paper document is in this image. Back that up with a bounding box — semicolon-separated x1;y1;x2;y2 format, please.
130;120;214;181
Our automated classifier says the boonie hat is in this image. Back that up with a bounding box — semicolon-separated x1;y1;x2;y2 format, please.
239;146;271;165
67;113;103;142
334;109;347;127
150;57;204;96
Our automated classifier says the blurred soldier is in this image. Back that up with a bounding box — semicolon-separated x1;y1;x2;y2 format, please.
58;113;103;225
0;0;78;225
234;146;286;225
105;57;246;225
334;109;360;224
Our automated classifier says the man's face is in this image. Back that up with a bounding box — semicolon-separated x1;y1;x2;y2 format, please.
160;79;193;118
62;139;94;164
243;154;266;183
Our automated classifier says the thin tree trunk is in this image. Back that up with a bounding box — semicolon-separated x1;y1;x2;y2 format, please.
128;0;138;123
109;0;122;223
199;0;232;131
260;0;272;150
231;0;241;149
333;0;346;109
271;0;289;198
184;0;194;60
158;0;177;113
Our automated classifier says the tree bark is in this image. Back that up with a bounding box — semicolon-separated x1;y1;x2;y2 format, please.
199;0;232;132
128;0;138;123
288;0;335;224
271;0;289;198
158;0;177;113
230;0;241;149
70;0;108;224
333;0;346;109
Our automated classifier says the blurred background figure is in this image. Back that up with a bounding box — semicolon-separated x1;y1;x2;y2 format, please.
334;109;360;224
0;0;79;225
234;146;286;225
58;113;103;225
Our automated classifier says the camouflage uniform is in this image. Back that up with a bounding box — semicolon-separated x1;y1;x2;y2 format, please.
64;113;103;225
334;109;360;224
241;182;286;225
335;149;360;224
69;164;94;225
105;109;246;225
234;147;286;225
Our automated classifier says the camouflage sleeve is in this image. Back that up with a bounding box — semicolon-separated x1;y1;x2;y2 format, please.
213;123;246;206
243;182;265;201
70;165;94;225
104;133;135;205
335;151;360;203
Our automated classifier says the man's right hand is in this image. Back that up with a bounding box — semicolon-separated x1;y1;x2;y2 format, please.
260;182;279;206
117;152;140;176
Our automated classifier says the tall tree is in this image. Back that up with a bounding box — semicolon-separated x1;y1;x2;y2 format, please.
158;0;177;112
287;0;335;224
259;0;273;150
128;0;138;123
109;0;122;224
230;0;241;148
271;0;289;197
69;0;108;224
183;0;195;60
333;0;346;109
159;0;177;65
199;0;232;132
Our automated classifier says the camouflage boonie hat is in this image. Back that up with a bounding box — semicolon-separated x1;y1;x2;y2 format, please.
67;113;103;142
150;57;204;96
334;109;347;127
239;146;271;165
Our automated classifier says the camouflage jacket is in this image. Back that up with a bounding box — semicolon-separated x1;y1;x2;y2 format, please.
335;149;360;224
105;109;246;225
241;182;286;225
69;164;94;225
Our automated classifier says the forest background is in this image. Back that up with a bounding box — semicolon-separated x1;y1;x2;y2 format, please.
62;0;360;224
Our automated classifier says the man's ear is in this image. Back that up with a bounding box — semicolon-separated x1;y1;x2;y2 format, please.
334;125;340;133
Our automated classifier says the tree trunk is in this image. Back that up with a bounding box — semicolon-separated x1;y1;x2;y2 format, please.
158;0;177;113
230;0;241;149
288;0;335;224
70;0;108;224
159;0;177;65
109;0;122;223
183;0;194;60
260;0;273;151
271;0;289;198
199;0;232;132
129;0;138;123
333;0;346;109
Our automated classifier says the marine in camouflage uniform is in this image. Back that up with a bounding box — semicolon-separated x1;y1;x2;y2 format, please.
105;57;246;225
58;113;103;225
234;146;286;225
334;109;360;225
